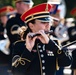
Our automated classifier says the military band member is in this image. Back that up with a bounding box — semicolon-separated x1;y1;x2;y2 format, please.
0;6;15;55
0;6;15;40
68;23;76;75
12;3;72;75
0;6;15;75
6;0;34;48
6;0;34;71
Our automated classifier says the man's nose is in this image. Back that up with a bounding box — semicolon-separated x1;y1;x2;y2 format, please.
45;22;50;26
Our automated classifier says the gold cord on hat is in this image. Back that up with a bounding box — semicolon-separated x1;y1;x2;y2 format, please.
45;3;48;11
31;14;34;19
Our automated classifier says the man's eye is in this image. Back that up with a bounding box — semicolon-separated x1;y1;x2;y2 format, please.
41;22;46;24
53;19;59;22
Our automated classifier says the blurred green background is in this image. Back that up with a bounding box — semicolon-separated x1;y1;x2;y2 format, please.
0;0;76;18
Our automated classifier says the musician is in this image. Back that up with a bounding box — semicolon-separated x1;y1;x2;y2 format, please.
68;20;76;75
11;3;72;75
0;5;15;58
0;6;15;40
0;6;15;75
50;9;61;38
6;0;34;48
6;0;34;71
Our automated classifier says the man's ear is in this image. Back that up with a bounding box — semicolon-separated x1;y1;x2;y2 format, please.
29;23;34;31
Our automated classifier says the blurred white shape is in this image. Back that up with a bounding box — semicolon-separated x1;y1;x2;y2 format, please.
47;0;66;18
63;68;72;75
47;0;61;4
58;0;66;19
66;18;75;22
67;44;76;50
0;38;10;55
63;33;67;37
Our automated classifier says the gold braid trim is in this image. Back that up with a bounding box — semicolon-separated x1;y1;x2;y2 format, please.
12;57;31;67
56;58;59;70
10;25;20;35
37;43;43;75
14;40;25;45
56;40;61;70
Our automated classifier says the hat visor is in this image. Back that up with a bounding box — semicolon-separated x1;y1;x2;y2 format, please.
37;17;51;22
23;1;34;4
50;16;60;22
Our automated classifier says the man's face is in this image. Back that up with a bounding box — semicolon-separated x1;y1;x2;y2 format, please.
30;19;51;32
20;2;31;11
16;2;32;14
50;13;60;27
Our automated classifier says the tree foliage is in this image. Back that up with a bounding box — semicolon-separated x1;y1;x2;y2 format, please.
0;0;47;8
0;0;76;17
0;0;13;8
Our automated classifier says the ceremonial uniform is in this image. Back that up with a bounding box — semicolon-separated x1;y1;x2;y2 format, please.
0;23;5;40
12;39;71;75
12;3;72;75
71;49;76;69
6;0;34;49
0;6;15;75
0;6;15;40
68;25;76;69
70;8;76;75
6;13;26;71
6;0;34;72
0;23;9;64
6;13;25;46
0;6;15;56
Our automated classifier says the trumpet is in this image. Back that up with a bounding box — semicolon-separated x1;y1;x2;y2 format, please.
28;30;53;38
